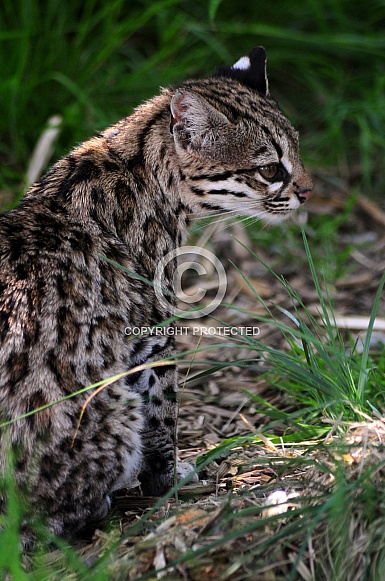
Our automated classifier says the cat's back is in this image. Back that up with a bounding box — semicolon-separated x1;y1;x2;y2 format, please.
0;191;133;395
0;195;97;332
0;199;138;476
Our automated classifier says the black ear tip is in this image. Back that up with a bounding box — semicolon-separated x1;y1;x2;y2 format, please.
246;47;267;73
249;46;267;59
212;45;269;95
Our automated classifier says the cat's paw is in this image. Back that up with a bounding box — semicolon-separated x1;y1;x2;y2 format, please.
139;459;198;496
176;461;198;484
92;495;111;521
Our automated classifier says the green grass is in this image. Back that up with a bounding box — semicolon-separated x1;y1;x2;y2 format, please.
235;228;385;423
1;0;385;198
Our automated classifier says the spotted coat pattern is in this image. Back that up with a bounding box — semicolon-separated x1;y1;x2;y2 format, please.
0;47;312;539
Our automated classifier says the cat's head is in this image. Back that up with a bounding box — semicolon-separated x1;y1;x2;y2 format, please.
170;47;312;223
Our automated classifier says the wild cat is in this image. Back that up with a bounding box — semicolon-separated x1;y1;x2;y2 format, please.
0;47;312;540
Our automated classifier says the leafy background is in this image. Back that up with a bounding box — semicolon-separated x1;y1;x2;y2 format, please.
1;0;385;200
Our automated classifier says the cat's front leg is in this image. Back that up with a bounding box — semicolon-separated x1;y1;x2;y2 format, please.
140;362;197;495
128;338;196;495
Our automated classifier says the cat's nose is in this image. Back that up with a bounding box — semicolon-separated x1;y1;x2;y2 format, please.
296;187;313;203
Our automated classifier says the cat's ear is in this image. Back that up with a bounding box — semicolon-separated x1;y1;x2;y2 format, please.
213;46;269;96
170;91;230;152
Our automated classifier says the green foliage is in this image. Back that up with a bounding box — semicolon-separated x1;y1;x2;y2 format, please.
0;464;27;580
1;0;384;197
223;229;385;431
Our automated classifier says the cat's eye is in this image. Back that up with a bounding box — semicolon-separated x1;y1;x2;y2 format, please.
258;163;280;180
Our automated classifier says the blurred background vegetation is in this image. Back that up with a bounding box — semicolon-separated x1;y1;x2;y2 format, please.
0;0;384;201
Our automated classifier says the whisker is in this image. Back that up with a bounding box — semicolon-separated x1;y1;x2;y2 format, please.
189;196;291;237
190;206;246;224
203;204;267;234
191;210;232;222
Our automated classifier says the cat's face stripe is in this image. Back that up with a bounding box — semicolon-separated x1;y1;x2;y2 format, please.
169;48;312;220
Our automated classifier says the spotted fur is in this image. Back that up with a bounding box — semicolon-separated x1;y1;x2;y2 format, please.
0;47;312;540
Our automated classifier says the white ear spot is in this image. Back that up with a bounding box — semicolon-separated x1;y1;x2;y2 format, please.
232;56;251;71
